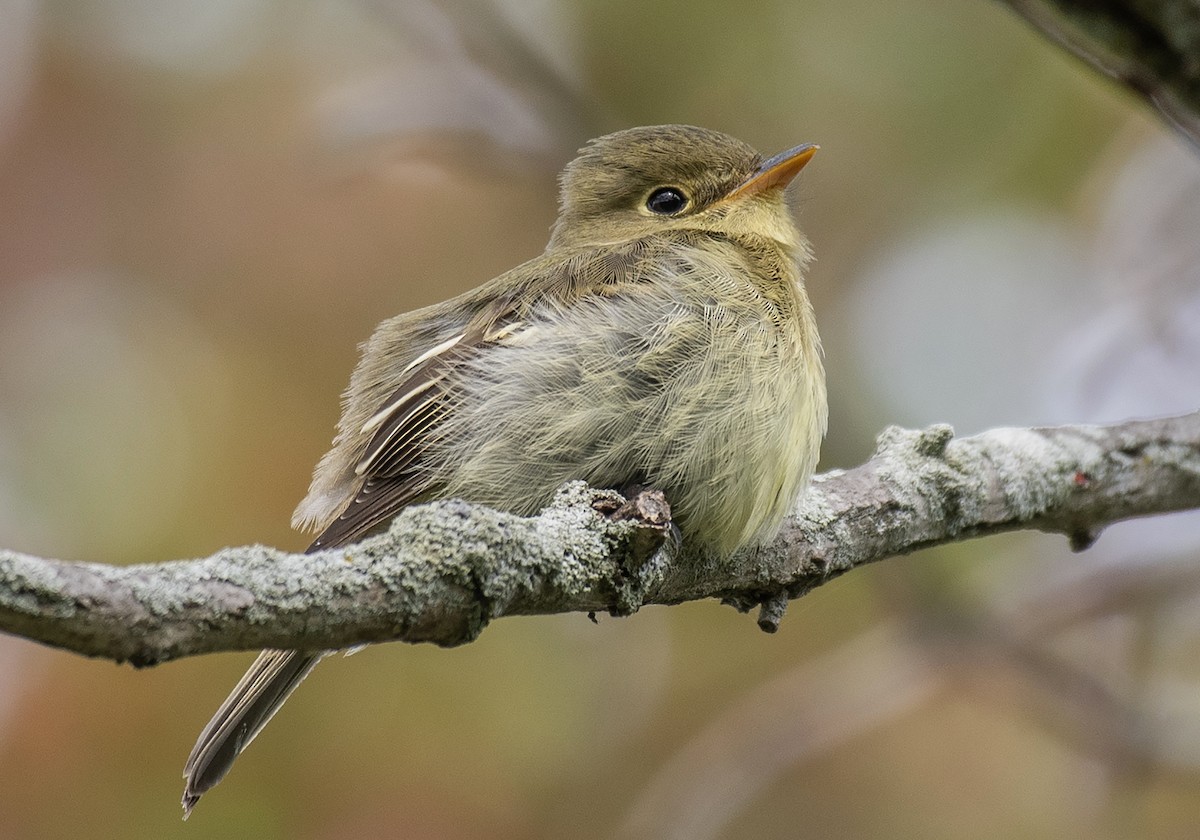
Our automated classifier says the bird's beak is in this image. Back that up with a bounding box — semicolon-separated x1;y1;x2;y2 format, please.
727;143;818;199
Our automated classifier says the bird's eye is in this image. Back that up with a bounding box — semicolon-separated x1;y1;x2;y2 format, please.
645;187;688;215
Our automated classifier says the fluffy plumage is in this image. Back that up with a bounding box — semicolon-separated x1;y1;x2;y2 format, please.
183;124;827;815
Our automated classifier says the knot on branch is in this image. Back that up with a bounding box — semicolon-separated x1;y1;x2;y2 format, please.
876;423;956;458
588;484;676;616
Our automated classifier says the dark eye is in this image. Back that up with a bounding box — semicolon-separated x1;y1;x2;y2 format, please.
646;187;688;215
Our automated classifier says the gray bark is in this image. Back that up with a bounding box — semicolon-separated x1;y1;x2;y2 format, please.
2;413;1198;666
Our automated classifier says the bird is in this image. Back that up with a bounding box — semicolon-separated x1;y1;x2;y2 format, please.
181;124;827;815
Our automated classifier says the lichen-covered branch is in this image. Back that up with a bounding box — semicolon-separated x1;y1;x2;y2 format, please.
1001;0;1200;148
1;412;1198;665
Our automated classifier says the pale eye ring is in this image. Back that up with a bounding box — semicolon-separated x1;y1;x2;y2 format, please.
645;186;688;215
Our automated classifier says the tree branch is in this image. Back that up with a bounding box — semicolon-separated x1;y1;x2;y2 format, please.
1;413;1198;666
1001;0;1200;148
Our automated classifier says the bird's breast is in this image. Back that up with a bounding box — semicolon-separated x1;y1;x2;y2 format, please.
430;238;826;555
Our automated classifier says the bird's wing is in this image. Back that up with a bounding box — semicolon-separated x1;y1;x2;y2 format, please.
306;298;522;550
305;238;658;552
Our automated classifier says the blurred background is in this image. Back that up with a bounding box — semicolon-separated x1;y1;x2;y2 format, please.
1;0;1199;837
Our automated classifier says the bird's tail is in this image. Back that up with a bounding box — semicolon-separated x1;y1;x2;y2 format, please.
181;649;325;818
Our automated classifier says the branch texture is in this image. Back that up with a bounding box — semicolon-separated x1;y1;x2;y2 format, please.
1;413;1198;665
1002;0;1200;148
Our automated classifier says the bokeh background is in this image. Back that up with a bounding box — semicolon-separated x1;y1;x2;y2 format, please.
1;1;1199;838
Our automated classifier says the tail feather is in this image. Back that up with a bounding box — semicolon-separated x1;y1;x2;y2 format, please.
181;649;324;818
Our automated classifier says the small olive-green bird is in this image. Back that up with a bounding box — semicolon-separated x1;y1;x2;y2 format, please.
181;124;827;815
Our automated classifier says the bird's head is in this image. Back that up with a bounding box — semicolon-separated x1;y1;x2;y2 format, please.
548;124;816;252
